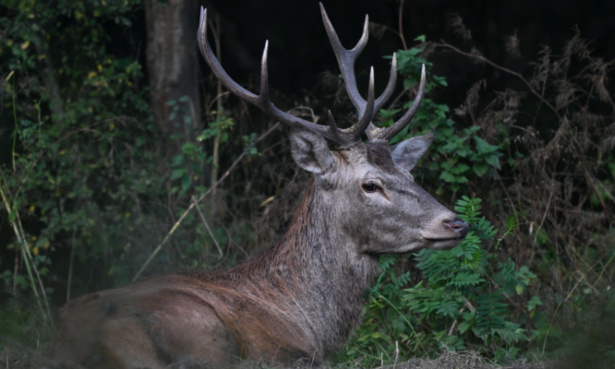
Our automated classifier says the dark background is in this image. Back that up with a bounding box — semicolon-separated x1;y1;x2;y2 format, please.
200;0;615;109
1;0;615;365
1;0;614;300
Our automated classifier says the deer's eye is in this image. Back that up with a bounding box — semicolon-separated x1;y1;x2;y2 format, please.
361;182;381;193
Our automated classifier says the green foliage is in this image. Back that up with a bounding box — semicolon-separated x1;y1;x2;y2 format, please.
170;139;206;196
0;0;257;315
1;0;154;301
166;96;221;197
0;6;612;368
337;197;540;366
383;37;503;193
336;40;531;365
0;296;48;348
197;113;234;145
242;132;261;157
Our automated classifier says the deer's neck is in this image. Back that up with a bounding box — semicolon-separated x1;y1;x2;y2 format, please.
261;181;381;357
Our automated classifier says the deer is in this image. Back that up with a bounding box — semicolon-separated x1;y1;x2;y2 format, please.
48;3;469;369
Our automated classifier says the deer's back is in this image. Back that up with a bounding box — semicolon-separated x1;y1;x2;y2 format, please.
49;274;316;368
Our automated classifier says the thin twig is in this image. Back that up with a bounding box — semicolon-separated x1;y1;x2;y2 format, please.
392;340;399;368
532;187;554;247
66;231;76;302
433;41;562;121
592;251;615;290
0;171;51;323
132;122;280;282
191;195;224;260
542;272;585;355
17;215;52;323
397;0;407;50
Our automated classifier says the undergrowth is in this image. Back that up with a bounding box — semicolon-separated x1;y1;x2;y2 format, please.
336;14;614;367
0;2;614;369
336;197;540;367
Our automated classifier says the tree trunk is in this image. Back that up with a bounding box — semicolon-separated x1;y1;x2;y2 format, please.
145;0;201;152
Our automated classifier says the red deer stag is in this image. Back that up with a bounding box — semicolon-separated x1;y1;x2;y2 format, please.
49;4;469;368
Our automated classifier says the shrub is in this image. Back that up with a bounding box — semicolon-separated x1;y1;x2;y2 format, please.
338;197;540;366
0;0;153;318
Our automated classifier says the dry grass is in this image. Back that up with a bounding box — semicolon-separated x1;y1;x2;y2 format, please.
0;345;550;369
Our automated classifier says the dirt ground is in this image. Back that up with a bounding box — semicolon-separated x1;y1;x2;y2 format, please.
1;343;552;369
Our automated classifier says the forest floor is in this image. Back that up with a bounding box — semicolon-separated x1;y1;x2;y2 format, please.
1;344;553;369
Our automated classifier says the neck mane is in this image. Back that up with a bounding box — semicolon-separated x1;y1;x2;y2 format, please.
205;180;381;357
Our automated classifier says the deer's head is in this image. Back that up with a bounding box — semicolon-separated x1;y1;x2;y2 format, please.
197;3;468;255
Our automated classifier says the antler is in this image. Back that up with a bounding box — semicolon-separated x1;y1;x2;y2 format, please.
197;5;425;146
319;3;426;142
197;7;375;147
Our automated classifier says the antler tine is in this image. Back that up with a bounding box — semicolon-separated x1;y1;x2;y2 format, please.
348;67;375;141
374;53;398;114
372;64;427;142
259;41;271;102
197;7;342;143
326;110;345;143
198;8;258;104
319;2;367;112
365;53;397;139
320;4;398;129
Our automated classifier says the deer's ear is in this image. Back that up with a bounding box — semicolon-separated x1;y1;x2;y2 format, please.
391;133;434;171
290;128;335;175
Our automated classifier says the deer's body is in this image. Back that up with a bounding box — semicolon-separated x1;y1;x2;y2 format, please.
51;181;376;368
50;4;468;368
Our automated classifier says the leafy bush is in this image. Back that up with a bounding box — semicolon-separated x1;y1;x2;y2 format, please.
344;19;615;366
0;1;281;324
382;37;504;194
428;19;615;359
0;0;154;316
338;197;540;366
1;4;613;368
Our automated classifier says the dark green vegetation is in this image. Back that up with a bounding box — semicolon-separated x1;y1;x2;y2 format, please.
1;1;614;368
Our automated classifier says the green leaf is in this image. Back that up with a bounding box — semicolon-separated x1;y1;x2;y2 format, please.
171;154;184;166
440;171;457;183
473;136;499;154
181;175;192;193
473;162;489;177
458;321;472;334
379;108;401;119
455;163;471;174
485;154;501;169
404;78;418;90
433;75;448;86
527;296;543;311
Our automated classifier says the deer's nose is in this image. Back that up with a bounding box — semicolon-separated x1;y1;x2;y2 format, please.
444;218;469;238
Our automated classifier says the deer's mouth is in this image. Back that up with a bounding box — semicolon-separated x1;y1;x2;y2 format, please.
423;236;465;249
421;217;469;250
424;236;465;242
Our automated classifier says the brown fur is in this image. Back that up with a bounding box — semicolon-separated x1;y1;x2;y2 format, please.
366;142;396;173
51;144;466;368
51;182;362;368
50;128;471;367
50;4;469;366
